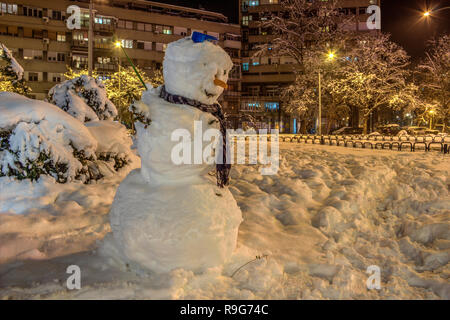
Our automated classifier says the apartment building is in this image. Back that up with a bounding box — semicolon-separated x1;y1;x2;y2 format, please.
239;0;381;133
0;0;242;124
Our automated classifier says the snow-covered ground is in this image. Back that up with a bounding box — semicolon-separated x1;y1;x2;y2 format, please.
0;143;449;299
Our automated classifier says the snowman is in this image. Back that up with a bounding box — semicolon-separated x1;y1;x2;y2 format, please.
106;33;243;273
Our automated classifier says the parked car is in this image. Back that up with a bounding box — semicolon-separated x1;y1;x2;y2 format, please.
377;124;402;135
434;124;450;134
405;126;427;136
424;129;440;135
332;127;363;135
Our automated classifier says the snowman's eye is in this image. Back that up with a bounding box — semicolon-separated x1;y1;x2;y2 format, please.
203;63;207;67
223;70;227;75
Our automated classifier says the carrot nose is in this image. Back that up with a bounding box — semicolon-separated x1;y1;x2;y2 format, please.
214;78;228;89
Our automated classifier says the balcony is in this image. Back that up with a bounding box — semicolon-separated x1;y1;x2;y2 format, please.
95;63;117;72
241;73;295;83
223;91;241;100
247;64;295;73
223;39;241;49
247;4;282;13
71;40;88;49
248;34;277;43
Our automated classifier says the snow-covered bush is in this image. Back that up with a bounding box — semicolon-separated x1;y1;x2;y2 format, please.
85;120;134;176
48;75;117;122
0;43;31;96
0;93;132;183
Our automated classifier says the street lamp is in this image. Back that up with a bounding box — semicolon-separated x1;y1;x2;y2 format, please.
114;40;147;90
423;6;450;17
429;109;435;129
318;50;336;136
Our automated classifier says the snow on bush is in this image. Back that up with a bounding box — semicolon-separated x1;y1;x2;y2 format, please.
0;93;132;183
85;120;134;174
0;43;31;95
48;75;117;122
0;43;23;80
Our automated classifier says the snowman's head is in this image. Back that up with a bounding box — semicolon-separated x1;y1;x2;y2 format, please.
163;36;233;105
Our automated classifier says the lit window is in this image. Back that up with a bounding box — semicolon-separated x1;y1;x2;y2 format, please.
242;62;249;71
265;102;279;110
162;26;172;35
57;33;66;42
249;1;259;6
121;39;133;48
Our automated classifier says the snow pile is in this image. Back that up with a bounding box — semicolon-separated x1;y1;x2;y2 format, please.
0;143;449;299
85;120;134;173
48;75;117;122
0;43;24;80
0;93;137;184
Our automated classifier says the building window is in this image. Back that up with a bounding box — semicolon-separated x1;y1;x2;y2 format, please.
51;73;63;82
97;57;111;64
145;23;152;32
52;10;62;20
242;16;251;26
137;41;144;49
144;41;152;50
155;43;165;51
265;102;279;111
23;6;42;18
162;26;173;35
125;21;133;29
95;17;111;25
57;32;66;42
121;39;133;48
154;25;163;34
0;3;18;14
28;72;39;81
249;0;259;6
57;53;65;62
117;20;125;28
73;55;88;69
47;52;57;62
174;26;187;36
137;23;145;31
242;63;249;71
23;49;43;60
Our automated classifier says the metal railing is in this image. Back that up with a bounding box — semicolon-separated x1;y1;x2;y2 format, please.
278;134;450;154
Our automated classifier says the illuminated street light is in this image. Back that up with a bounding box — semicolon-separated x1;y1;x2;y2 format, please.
318;50;337;136
115;41;122;48
423;11;431;17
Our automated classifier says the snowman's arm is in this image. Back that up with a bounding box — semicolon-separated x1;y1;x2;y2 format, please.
129;101;152;126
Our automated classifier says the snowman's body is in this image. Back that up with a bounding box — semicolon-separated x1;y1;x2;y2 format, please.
107;36;242;273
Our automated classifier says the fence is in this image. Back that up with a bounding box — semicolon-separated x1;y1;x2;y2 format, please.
277;134;450;154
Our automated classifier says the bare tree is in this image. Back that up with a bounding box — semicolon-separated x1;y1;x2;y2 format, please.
255;0;351;66
328;33;412;134
417;34;450;132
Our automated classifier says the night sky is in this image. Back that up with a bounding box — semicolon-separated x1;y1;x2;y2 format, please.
151;0;450;60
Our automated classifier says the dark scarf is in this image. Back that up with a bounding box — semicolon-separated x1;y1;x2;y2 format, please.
159;85;230;188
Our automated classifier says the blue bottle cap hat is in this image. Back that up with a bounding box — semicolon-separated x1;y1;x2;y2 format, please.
191;31;218;43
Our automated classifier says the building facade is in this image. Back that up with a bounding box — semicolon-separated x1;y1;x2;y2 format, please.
239;0;381;133
0;0;242;122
